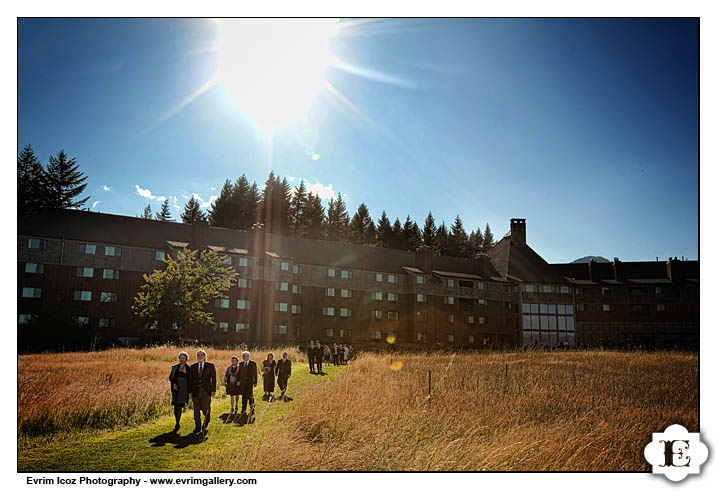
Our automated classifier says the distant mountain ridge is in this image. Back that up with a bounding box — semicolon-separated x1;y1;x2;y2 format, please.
571;255;610;263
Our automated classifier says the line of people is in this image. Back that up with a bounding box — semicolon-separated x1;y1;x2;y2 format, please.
307;340;352;374
169;349;291;434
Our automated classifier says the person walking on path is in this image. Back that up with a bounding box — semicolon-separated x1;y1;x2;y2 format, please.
307;340;316;374
314;340;324;374
224;356;241;414
189;349;216;433
276;352;292;401
238;351;258;416
262;353;277;400
169;350;190;432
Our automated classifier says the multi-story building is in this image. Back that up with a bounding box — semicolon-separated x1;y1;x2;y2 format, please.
17;210;698;349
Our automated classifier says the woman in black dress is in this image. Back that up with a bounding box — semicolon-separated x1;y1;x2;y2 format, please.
169;351;190;432
225;356;241;413
262;353;276;399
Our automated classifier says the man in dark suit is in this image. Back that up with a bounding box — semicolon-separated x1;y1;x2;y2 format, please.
189;349;216;433
276;352;292;401
238;350;258;415
314;340;324;374
307;340;316;374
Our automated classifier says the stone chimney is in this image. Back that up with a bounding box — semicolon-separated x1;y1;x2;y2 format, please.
612;257;621;282
588;258;595;282
189;219;209;250
415;246;433;273
510;218;526;245
666;257;682;283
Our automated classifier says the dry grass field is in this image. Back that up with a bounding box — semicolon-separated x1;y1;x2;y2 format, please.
18;347;697;471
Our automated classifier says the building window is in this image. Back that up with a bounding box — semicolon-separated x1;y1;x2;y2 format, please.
387;274;397;283
27;238;46;249
478;298;487;306
82;244;96;254
468;315;475;325
602;304;611;312
238;278;251;288
325;328;334;338
76;267;94;278
274;302;288;312
417;311;426;321
223;256;232;266
601;287;611;295
577;304;585;312
468;335;475;343
74;316;90;327
657;303;665;311
322;307;335;316
560;286;571;294
340;288;352;298
22;287;42;298
630;288;645;296
341;270;352;279
276;282;289;292
387;292;398;302
25;263;44;274
238;257;249;267
479;316;485;325
275;324;288;335
631;304;646;312
655;287;663;295
447;279;455;287
417;293;426;303
524;284;535;292
370;331;382;339
375;273;383;282
340;308;352;317
18;314;34;325
214;322;229;332
237;299;251;310
236;323;249;332
292;304;302;314
448;314;454;323
98;317;115;328
100;292;118;303
477;281;486;290
372;310;382;319
214;298;230;309
74;290;92;301
448;334;455;343
372;291;383;301
103;269;120;279
155;251;165;261
416;332;427;342
327;268;336;278
105;246;121;257
387;311;399;320
325;287;335;297
417;276;425;284
280;261;289;271
293;264;302;274
542;285;554;293
292;284;302;294
445;296;455;305
339;329;351;339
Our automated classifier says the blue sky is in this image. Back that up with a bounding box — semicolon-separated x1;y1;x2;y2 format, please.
17;18;698;263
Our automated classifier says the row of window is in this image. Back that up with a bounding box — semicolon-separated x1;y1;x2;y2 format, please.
522;314;575;331
523;330;576;346
522;284;572;294
22;288;118;303
214;322;250;333
579;303;667;312
18;313;115;328
522;303;575;315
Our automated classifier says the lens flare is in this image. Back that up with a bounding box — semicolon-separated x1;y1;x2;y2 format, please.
386;335;396;344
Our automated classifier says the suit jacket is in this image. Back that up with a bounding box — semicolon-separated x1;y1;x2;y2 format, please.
276;358;292;378
238;360;258;387
307;345;315;361
313;345;324;359
189;361;216;397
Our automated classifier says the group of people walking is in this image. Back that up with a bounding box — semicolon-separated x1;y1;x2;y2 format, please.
307;341;352;374
169;349;292;434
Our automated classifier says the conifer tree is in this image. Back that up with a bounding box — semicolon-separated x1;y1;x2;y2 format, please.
448;215;469;257
402;215;422;251
142;204;153;220
469;227;484;256
391;218;405;249
44;150;90;210
208;179;235;228
288;180;308;237
422;212;437;249
326;193;350;242
483;223;495;251
376;211;394;248
303;192;326;240
433;222;449;255
17;144;47;216
156;199;173;221
349;203;375;245
181;196;207;224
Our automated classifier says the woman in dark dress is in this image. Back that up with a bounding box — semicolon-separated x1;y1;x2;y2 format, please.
262;353;276;399
225;356;241;413
169;351;190;432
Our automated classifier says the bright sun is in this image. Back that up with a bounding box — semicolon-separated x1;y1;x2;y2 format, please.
215;18;338;133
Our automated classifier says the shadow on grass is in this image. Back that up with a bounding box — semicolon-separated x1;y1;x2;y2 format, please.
149;430;206;449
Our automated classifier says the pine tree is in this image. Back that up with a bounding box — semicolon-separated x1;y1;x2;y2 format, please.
303;192;325;239
44;150;90;210
288;180;308;237
448;215;469;257
326;193;350;242
246;182;261;229
375;211;394;248
142;204;153;220
433;222;449;255
391;218;405;249
208;179;234;228
469;227;484;256
156;199;173;221
349;203;375;245
402;215;422;251
232;175;253;230
261;172;292;235
422;212;437;249
17;145;47;216
181;196;207;224
483;223;495;251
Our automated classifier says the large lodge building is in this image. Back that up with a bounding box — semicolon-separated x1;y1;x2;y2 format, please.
18;210;699;349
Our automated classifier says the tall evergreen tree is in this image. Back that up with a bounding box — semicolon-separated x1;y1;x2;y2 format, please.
326;193;350;242
469;227;484;256
483;223;495;251
156;199;173;221
181;196;207;224
349;203;375;245
142;204;153;220
402;215;422;251
447;215;469;257
261;172;292;235
232;175;254;230
303;191;325;239
375;211;394;248
433;222;449;255
208;179;235;228
44;150;90;210
391;218;405;249
288;179;308;237
17;145;47;216
422;212;437;250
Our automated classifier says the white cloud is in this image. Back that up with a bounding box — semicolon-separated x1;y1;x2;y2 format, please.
92;200;100;209
287;175;296;182
134;184;166;202
210;186;217;191
306;181;339;201
170;196;180;210
102;185;112;192
192;193;218;209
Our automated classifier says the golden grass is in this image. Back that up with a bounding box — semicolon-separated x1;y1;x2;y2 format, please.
210;350;698;471
17;345;305;438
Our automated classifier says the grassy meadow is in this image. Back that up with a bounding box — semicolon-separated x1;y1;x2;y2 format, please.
18;347;697;471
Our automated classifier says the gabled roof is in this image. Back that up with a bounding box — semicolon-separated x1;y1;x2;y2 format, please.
432;270;484;280
486;236;567;283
